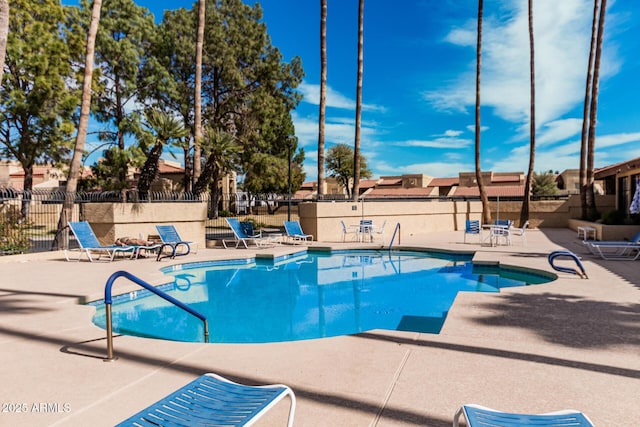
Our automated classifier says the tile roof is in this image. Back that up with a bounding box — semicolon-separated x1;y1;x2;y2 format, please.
366;187;434;197
491;175;522;183
594;156;640;178
429;177;459;186
359;179;378;189
378;178;403;186
453;185;525;197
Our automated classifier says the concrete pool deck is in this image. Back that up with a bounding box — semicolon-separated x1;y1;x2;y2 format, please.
0;228;637;426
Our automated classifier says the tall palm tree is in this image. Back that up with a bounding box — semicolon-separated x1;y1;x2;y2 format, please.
317;0;327;197
475;0;491;224
352;0;364;201
0;0;9;86
136;109;188;196
193;0;205;185
519;0;536;227
585;0;607;220
579;0;599;219
56;0;103;250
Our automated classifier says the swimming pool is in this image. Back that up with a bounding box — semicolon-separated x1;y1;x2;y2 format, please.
91;250;554;343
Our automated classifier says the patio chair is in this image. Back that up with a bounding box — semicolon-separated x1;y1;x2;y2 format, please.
223;218;272;248
453;404;594;427
510;220;529;244
155;225;194;261
284;220;313;244
359;219;374;242
116;373;296;427
463;220;480;244
490;219;512;246
65;221;136;262
370;220;387;243
340;220;359;242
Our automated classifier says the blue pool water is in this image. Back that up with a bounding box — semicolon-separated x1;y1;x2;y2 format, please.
91;250;554;343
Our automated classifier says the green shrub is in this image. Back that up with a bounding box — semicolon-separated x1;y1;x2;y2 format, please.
600;209;626;225
0;208;31;254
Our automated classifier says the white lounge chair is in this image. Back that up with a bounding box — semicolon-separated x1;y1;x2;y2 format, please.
454;404;594;427
117;373;296;427
65;221;136;262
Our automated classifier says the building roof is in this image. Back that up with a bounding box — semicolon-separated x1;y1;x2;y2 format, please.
378;178;402;186
594;156;640;179
359;179;378;189
158;161;184;174
491;174;522;183
9;166;50;177
453;185;525;198
366;187;434;197
429;177;459;186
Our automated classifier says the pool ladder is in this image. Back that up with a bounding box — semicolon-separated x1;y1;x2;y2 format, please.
548;250;588;279
388;222;401;251
103;271;209;361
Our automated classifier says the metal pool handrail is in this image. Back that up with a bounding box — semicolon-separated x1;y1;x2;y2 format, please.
103;270;209;361
388;222;401;251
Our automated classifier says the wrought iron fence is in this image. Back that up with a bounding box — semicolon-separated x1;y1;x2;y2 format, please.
1;187;568;255
0;189;300;255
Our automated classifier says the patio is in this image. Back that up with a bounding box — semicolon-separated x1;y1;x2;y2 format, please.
0;228;637;426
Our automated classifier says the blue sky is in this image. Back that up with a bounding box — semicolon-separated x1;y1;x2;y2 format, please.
75;0;640;180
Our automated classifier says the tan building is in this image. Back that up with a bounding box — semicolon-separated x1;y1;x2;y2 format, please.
594;156;640;215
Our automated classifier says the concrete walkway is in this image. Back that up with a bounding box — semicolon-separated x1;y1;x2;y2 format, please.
0;228;637;426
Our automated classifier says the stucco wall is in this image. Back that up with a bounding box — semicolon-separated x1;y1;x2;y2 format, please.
299;195;617;243
82;202;207;246
299;200;483;242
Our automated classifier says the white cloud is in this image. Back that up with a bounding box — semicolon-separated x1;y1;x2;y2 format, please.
373;160;473;178
536;118;584;145
401;137;472;149
442;130;463;137
423;0;620;134
299;81;386;113
465;124;489;133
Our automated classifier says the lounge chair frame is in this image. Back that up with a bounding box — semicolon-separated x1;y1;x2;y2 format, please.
454;404;594;427
117;373;296;427
155;225;194;261
65;221;136;262
223;218;273;248
284;220;313;244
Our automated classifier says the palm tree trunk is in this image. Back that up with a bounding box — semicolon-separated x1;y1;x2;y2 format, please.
580;0;599;219
137;143;163;196
193;0;205;184
352;0;364;201
55;0;102;250
586;0;607;220
317;0;327;197
520;0;535;227
0;0;9;86
474;0;491;224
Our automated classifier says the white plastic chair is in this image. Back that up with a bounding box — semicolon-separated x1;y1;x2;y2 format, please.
511;220;529;244
340;220;358;242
